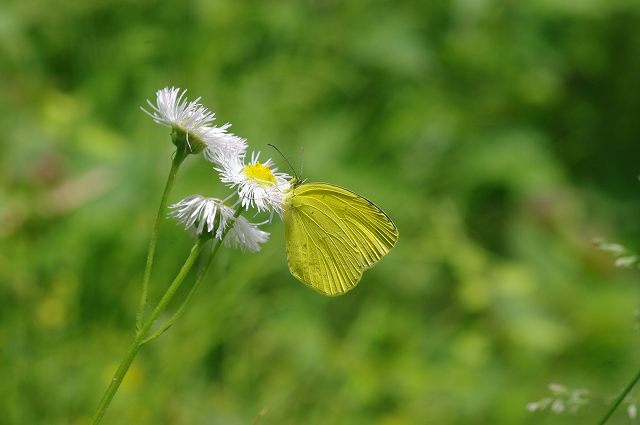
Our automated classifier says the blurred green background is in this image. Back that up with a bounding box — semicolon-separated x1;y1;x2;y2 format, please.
2;0;640;424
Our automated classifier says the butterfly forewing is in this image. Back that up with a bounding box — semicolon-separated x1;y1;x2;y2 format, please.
284;183;399;296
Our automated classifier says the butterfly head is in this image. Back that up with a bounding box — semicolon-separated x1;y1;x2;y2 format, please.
289;177;306;189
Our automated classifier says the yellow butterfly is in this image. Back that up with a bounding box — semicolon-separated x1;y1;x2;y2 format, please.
283;180;399;296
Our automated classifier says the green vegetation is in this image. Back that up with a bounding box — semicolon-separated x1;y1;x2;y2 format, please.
2;0;640;424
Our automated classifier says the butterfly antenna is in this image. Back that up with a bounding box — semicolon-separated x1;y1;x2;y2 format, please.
267;143;299;181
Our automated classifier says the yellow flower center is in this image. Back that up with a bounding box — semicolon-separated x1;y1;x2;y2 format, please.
243;162;277;186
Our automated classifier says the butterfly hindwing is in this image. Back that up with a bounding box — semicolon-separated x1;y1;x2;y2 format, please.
284;183;398;296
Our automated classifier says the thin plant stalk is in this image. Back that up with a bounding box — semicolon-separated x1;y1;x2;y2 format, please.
90;206;243;425
597;366;640;425
136;149;187;331
142;231;228;344
90;239;203;425
142;207;243;345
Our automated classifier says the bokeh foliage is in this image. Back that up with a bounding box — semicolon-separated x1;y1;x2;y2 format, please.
1;0;640;424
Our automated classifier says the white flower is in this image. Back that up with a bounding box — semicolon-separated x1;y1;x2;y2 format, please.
141;87;235;154
169;195;269;252
142;87;214;138
224;215;269;252
169;195;233;238
215;151;291;214
203;132;248;165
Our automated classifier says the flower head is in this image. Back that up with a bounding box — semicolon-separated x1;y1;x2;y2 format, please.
215;151;291;214
203;132;248;166
169;195;269;252
224;216;269;252
141;87;232;155
169;195;232;238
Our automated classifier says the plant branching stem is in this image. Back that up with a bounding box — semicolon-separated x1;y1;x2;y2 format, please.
90;239;203;425
142;206;243;344
142;244;217;344
90;205;244;425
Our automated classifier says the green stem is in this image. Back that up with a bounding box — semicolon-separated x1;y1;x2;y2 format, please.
597;366;640;425
142;206;243;345
137;150;187;331
139;240;204;337
142;240;219;344
90;205;244;425
90;239;203;425
90;337;142;425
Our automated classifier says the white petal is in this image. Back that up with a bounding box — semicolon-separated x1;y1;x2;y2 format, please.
225;216;270;252
141;87;229;145
214;151;291;215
